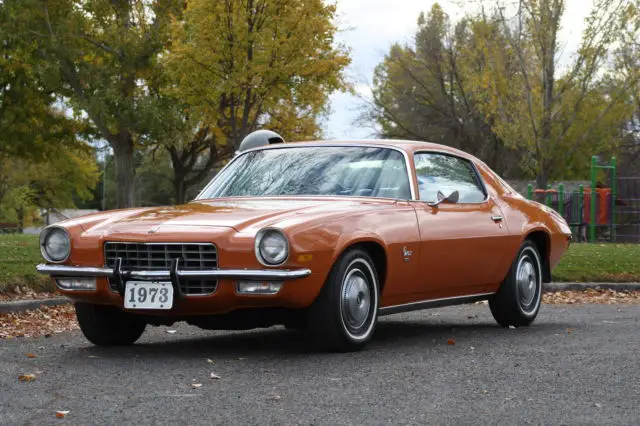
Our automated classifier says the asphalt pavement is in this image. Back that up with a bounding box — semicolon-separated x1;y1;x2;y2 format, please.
1;304;639;425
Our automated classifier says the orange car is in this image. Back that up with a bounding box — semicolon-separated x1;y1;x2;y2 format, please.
37;137;571;351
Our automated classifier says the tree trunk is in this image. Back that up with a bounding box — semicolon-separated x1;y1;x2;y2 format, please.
536;163;549;189
174;178;186;205
16;206;24;233
111;133;136;208
167;145;189;205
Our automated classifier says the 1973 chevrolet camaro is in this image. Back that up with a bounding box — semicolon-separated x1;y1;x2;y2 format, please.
37;133;572;351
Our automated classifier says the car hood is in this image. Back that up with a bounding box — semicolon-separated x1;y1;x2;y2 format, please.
82;197;401;236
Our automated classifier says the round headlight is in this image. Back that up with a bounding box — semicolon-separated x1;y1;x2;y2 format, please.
40;227;70;263
255;229;289;266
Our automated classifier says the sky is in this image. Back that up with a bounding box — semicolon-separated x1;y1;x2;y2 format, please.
323;0;595;140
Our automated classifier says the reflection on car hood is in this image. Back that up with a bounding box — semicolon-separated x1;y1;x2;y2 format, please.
85;197;399;235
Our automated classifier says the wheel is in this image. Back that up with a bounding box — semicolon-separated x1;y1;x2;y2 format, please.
307;248;379;352
75;302;146;346
489;241;542;327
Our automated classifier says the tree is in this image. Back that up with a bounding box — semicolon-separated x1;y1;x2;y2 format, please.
467;0;637;187
145;67;233;204
0;146;98;230
167;0;350;150
165;126;233;204
0;4;79;162
1;3;98;225
3;0;183;208
364;5;520;176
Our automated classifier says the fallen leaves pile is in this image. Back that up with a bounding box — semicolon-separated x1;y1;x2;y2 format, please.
0;304;78;339
0;290;58;302
543;289;640;304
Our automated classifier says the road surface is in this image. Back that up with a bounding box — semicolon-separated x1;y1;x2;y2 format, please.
1;304;639;425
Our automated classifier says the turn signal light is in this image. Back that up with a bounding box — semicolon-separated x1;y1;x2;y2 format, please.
55;277;97;291
236;281;283;295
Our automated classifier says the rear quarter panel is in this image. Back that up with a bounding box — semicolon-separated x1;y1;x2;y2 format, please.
477;163;571;274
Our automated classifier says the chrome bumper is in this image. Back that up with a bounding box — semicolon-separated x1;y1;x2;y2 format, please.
36;264;311;281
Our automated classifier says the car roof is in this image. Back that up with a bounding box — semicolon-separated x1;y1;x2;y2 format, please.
260;139;475;159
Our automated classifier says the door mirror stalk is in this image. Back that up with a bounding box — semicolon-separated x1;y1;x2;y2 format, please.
427;190;459;207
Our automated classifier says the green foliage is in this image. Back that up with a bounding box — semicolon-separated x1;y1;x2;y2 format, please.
88;150;177;211
167;0;351;148
366;5;520;177
0;147;99;227
1;2;100;225
461;0;637;186
135;149;178;207
369;1;638;185
3;0;351;207
1;0;184;208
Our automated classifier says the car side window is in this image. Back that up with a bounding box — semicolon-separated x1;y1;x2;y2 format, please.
414;153;487;203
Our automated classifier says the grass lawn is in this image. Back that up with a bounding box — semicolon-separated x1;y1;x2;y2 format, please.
0;234;53;294
551;243;640;283
0;235;639;294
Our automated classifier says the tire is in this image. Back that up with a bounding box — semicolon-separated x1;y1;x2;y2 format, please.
307;248;380;352
75;302;146;346
489;241;543;327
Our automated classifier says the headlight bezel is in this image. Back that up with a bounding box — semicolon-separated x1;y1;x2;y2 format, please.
254;228;289;266
39;226;71;264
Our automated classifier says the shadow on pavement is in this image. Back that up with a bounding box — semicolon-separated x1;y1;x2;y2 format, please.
71;318;570;360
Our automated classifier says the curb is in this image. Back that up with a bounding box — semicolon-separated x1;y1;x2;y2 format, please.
544;282;640;292
0;297;71;314
1;283;639;314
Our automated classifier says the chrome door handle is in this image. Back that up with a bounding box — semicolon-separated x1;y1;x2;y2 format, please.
491;216;503;222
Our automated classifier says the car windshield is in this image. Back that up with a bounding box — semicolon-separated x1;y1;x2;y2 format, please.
197;146;412;200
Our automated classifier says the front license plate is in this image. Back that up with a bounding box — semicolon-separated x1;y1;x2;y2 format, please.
124;281;174;310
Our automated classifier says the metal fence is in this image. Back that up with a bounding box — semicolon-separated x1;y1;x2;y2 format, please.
525;156;640;243
617;176;640;243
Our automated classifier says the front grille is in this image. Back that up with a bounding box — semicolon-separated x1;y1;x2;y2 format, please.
104;242;218;295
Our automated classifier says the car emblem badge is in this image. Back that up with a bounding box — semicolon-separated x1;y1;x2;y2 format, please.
402;246;413;262
148;226;160;234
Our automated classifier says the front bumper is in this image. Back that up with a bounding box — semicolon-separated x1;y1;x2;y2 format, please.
37;262;312;301
36;264;311;281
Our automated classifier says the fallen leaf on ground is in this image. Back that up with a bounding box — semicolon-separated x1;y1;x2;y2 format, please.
210;373;221;380
543;290;640;304
447;338;455;345
191;383;202;389
567;328;574;334
594;403;603;408
0;305;78;339
18;374;36;382
55;411;69;418
165;329;177;334
0;292;58;302
25;353;37;358
206;359;214;364
267;394;282;401
509;325;516;329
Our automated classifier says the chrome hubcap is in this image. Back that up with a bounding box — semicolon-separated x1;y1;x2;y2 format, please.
517;256;537;308
341;269;371;330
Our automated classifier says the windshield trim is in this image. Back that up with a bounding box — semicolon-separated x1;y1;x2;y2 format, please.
195;143;417;201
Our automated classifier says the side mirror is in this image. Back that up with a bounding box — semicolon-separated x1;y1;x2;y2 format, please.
427;190;459;207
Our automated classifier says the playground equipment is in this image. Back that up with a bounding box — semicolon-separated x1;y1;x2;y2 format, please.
526;156;617;243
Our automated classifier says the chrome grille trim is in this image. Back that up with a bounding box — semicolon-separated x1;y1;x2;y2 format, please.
104;242;218;295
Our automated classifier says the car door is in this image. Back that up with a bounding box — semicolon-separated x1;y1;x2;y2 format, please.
411;152;509;297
